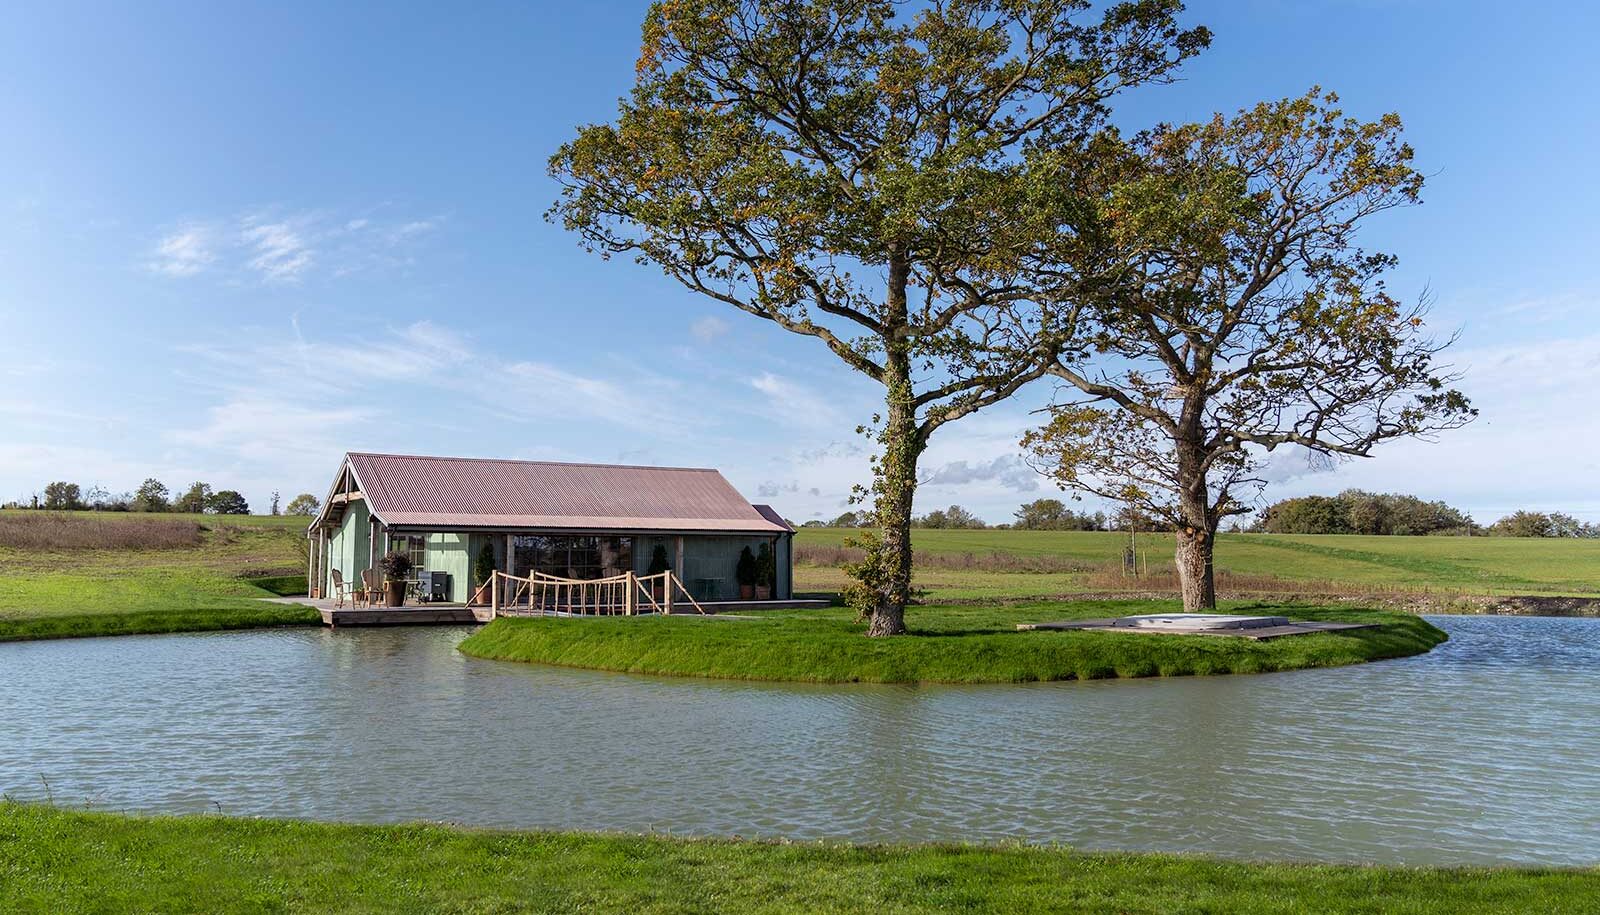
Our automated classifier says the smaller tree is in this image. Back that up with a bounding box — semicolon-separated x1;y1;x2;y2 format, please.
133;478;170;513
284;493;321;517
174;482;212;514
1489;511;1555;538
1027;92;1473;611
83;484;111;511
42;482;82;511
207;490;250;515
472;542;497;602
269;491;281;516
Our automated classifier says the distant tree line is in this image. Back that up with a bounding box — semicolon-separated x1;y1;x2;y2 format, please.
3;479;324;518
802;500;1172;532
1252;489;1598;538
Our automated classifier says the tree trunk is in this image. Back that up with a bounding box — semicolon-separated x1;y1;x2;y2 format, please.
1173;394;1217;612
1174;525;1216;612
866;247;919;637
867;416;918;637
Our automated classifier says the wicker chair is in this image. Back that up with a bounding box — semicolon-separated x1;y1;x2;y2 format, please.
329;568;350;608
359;569;383;608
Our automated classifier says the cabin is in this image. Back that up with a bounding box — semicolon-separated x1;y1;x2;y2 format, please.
306;452;796;607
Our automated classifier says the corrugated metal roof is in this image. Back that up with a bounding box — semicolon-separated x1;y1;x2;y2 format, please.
345;452;788;534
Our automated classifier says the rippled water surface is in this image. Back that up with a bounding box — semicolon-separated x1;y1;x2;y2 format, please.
2;615;1597;865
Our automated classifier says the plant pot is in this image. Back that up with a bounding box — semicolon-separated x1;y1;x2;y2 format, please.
739;583;755;600
754;585;772;600
385;580;406;607
472;583;493;606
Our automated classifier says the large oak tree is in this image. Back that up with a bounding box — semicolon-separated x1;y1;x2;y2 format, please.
1025;91;1475;611
549;0;1209;634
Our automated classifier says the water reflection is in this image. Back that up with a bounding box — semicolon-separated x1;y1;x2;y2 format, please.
1;616;1596;865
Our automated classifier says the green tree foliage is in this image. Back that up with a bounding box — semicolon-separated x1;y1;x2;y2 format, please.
473;542;497;588
42;482;82;511
1488;510;1599;538
284;493;321;517
1013;498;1105;530
206;490;251;515
548;0;1209;636
1026;91;1474;611
913;505;986;529
646;543;672;575
1257;490;1472;536
132;479;170;513
173;482;212;514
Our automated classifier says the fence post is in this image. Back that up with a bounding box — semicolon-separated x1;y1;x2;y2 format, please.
491;572;499;617
664;573;675;615
626;572;636;615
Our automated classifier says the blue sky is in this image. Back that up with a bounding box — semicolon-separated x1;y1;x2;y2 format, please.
2;1;1596;525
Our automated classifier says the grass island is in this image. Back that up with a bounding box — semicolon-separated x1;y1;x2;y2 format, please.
458;600;1446;684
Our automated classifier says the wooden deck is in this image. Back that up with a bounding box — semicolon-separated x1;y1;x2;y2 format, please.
268;596;831;627
1016;618;1380;640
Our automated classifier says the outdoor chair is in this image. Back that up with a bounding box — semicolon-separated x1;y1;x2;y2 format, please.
359;569;383;608
329;568;349;609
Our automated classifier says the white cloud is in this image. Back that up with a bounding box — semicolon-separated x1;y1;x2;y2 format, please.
148;225;215;277
690;315;731;342
920;455;1039;493
241;220;313;282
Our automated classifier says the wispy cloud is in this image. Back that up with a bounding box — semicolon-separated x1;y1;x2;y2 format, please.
241;220;313;282
148;224;215;277
920;455;1039;493
690;315;731;343
145;207;440;284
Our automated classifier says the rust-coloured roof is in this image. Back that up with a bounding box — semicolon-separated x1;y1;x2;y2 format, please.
345;452;789;534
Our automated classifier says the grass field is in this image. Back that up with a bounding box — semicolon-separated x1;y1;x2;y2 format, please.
3;804;1593;915
0;510;316;641
793;528;1600;600
460;601;1444;684
2;511;1595;642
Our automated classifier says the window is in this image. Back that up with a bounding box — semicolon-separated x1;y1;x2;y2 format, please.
512;535;632;580
389;534;426;575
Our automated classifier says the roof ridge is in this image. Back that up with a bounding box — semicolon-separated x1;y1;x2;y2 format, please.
347;452;719;474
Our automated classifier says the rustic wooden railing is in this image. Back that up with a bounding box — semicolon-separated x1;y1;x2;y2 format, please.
487;569;706;617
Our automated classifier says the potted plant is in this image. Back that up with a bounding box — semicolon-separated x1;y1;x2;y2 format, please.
470;542;496;606
754;542;774;600
646;543;671;601
735;545;757;600
380;550;413;607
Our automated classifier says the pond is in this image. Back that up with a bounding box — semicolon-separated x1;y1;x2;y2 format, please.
2;615;1596;866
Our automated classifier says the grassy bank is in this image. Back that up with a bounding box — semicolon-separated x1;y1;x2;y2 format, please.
0;510;315;642
2;805;1592;914
459;601;1445;684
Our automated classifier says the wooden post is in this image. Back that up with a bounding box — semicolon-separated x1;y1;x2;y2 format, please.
491;572;499;616
307;531;317;598
318;527;329;600
664;572;675;615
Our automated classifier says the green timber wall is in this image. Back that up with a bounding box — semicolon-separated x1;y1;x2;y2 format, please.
325;500;371;597
422;533;472;602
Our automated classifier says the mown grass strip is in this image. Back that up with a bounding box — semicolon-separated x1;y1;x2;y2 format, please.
459;601;1446;684
1;804;1592;914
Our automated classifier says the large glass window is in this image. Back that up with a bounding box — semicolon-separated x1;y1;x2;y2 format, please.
389;534;426;576
512;535;632;580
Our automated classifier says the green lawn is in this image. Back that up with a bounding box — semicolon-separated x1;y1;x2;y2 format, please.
0;511;317;641
459;601;1445;684
794;528;1600;599
2;805;1592;915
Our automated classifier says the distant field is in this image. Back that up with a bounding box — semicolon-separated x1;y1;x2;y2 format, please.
794;527;1600;599
2;512;1596;640
0;510;313;640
